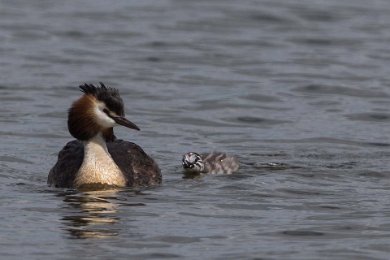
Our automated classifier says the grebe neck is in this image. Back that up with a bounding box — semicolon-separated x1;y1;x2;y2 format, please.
84;132;109;154
74;133;126;189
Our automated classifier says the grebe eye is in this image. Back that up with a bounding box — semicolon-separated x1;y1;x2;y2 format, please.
103;108;110;115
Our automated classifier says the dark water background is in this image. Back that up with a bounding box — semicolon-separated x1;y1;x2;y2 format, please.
2;0;390;259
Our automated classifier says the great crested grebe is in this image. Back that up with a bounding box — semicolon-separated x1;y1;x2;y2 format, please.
182;152;239;175
48;83;161;189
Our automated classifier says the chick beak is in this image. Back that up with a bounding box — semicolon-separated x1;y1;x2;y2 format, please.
113;116;140;131
183;161;192;169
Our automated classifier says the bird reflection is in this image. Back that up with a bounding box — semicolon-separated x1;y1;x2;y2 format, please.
60;189;122;239
182;171;202;179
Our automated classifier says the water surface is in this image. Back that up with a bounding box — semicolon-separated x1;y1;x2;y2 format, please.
1;0;390;259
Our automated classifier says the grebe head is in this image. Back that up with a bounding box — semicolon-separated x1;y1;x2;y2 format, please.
182;152;204;172
68;82;140;141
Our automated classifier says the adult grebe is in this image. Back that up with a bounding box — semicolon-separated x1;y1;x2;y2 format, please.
48;83;161;189
182;152;239;175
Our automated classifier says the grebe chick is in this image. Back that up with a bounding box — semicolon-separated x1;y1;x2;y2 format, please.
48;83;161;189
182;152;239;175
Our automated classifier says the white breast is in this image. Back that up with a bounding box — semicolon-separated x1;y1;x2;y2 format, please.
74;134;126;188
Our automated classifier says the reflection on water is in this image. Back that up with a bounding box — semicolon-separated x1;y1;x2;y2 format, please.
182;172;202;179
61;190;124;239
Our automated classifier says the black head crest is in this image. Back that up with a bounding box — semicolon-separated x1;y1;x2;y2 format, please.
79;82;124;116
79;82;116;95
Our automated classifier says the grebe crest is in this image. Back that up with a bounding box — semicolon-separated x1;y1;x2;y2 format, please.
68;82;139;142
182;152;239;175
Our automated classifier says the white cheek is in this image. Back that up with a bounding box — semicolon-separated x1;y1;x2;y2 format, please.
94;106;115;128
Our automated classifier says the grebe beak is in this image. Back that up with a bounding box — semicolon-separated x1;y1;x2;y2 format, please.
113;116;140;131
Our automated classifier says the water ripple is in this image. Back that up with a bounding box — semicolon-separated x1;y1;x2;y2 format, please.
2;0;390;259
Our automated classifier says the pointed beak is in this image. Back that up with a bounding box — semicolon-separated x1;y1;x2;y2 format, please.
182;161;189;168
112;116;140;131
182;161;193;169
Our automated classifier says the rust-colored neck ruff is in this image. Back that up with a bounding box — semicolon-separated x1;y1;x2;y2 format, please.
68;95;100;141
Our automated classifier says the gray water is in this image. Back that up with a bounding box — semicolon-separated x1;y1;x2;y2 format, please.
1;0;390;259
